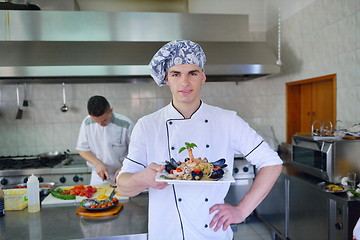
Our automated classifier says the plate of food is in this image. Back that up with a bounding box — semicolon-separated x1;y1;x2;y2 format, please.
156;171;235;184
156;142;235;184
318;182;348;193
80;198;119;211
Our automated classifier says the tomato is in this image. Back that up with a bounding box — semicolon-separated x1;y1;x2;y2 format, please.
112;198;119;203
61;190;66;195
176;168;182;172
212;166;221;171
193;166;201;174
84;192;92;198
74;185;85;189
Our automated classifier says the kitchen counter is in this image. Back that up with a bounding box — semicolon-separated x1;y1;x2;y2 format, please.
0;192;149;240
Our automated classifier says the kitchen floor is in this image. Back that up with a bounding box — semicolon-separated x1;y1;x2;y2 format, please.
232;214;274;240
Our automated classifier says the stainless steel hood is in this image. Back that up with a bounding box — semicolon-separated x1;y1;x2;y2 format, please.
0;11;280;83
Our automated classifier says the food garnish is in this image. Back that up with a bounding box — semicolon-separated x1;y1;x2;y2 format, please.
325;184;344;192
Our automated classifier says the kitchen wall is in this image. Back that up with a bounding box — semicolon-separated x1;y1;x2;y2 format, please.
265;0;360;134
0;81;257;156
1;0;359;156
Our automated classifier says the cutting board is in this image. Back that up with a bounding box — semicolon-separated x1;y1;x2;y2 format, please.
42;185;128;206
76;202;124;217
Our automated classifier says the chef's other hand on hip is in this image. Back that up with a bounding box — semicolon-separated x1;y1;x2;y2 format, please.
209;203;248;232
95;161;110;181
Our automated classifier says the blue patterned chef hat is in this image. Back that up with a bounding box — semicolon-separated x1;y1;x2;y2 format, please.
149;40;206;86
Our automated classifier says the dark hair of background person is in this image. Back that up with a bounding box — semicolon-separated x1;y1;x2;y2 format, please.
87;96;110;117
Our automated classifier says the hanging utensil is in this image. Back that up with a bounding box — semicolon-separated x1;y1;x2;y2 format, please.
60;82;69;112
23;83;28;107
15;84;23;119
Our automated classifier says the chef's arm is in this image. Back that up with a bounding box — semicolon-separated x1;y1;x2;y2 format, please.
117;163;168;197
236;164;283;218
77;150;109;180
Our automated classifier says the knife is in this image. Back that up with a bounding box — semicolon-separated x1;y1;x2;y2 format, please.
104;176;117;187
109;188;116;200
106;179;117;188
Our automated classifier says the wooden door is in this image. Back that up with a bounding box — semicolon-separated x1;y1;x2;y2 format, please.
299;83;312;133
312;79;334;122
286;74;336;143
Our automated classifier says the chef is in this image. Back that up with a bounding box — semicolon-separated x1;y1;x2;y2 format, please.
77;95;134;185
117;40;283;240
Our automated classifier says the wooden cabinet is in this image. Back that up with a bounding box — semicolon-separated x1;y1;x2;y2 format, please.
286;74;336;143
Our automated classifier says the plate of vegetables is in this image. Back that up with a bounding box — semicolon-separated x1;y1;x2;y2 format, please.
50;185;97;200
318;182;348;193
156;142;235;184
80;198;119;211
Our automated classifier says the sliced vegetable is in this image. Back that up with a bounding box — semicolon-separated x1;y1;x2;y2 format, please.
51;188;76;200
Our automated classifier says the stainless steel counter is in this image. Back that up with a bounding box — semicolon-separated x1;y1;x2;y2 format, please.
0;192;149;240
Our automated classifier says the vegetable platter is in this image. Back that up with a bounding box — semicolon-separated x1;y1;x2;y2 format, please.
42;184;128;206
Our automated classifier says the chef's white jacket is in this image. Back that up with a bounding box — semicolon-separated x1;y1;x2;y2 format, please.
77;113;133;185
120;101;282;240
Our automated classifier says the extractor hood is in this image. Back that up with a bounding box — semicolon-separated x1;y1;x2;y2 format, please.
0;10;281;83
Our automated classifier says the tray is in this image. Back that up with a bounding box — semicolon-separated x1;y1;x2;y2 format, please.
76;203;123;217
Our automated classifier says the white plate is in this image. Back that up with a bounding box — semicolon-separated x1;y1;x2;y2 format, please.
317;182;348;193
155;171;235;185
313;136;342;141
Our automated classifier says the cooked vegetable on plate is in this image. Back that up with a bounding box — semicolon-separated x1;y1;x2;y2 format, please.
160;142;228;181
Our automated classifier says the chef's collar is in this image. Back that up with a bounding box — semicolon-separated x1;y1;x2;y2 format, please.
168;100;204;119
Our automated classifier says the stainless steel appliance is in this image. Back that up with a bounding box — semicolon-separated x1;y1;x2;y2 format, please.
225;155;255;206
288;174;360;240
0;154;91;188
257;171;360;240
291;135;360;184
0;11;280;83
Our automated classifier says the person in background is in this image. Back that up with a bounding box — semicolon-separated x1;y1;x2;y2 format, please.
77;95;134;185
116;40;283;240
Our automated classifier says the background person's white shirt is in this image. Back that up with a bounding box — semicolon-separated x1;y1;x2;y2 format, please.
77;113;133;185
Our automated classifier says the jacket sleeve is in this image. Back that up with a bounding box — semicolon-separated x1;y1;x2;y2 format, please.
76;119;90;152
231;114;283;169
119;118;148;174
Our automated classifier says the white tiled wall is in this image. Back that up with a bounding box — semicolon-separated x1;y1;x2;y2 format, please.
263;0;360;141
0;81;252;156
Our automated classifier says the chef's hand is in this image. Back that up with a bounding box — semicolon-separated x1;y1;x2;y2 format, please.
113;168;122;183
209;203;247;232
95;162;110;181
144;163;168;190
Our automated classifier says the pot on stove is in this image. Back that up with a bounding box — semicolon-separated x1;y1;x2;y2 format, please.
38;149;70;161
